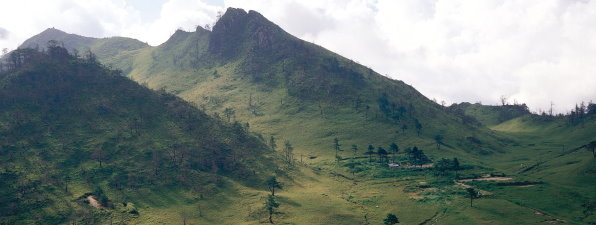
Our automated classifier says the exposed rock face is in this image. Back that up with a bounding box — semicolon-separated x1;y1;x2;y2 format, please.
209;8;287;58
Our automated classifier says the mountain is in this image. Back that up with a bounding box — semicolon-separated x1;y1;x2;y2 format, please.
0;46;274;224
21;28;148;59
13;7;596;225
91;8;508;161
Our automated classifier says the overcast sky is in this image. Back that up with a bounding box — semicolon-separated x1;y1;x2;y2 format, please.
1;0;594;113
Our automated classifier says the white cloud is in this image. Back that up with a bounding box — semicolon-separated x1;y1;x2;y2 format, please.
0;0;142;49
0;27;9;40
0;0;221;49
225;0;596;113
1;0;594;113
125;0;222;45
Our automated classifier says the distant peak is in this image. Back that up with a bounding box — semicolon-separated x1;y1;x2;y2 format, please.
213;7;275;32
40;27;67;35
212;7;248;31
224;7;248;17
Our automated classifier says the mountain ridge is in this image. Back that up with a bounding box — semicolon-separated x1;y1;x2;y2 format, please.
21;28;149;59
19;8;509;161
11;7;596;224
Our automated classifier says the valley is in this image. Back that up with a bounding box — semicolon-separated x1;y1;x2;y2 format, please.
1;7;594;225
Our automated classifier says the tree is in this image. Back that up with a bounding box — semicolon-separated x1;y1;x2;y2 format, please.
284;140;294;164
269;135;277;151
266;176;283;196
64;175;71;192
180;210;191;225
91;148;106;168
401;124;408;132
351;144;358;160
588;103;596;115
452;157;460;177
85;49;97;63
500;95;508;106
47;40;69;58
414;119;422;136
408;147;430;166
334;137;341;162
585;141;596;158
72;48;79;58
384;213;399;224
265;194;279;223
367;145;375;162
390;143;399;163
434;135;443;150
377;147;388;163
434;158;451;174
223;107;235;122
466;188;480;207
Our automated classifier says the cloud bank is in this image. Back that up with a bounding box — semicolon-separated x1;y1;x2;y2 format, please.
1;0;594;113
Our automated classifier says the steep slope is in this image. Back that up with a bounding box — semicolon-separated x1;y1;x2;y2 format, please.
16;8;596;224
0;47;274;224
95;8;508;163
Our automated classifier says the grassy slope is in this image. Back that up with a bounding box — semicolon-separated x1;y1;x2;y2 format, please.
112;15;593;224
113;9;507;164
449;102;531;127
0;50;276;224
15;8;595;225
489;116;596;223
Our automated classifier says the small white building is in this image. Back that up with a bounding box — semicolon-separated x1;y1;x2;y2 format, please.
388;163;400;168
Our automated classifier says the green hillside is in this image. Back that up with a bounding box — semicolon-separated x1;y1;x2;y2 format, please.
96;8;510;164
0;46;275;224
10;7;596;225
448;102;531;127
21;28;148;59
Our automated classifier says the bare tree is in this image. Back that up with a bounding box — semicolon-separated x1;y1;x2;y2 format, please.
284;141;294;165
223;107;235;122
91;149;106;168
500;95;508;106
550;101;554;116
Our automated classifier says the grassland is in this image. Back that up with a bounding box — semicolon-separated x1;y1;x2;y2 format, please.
8;7;596;224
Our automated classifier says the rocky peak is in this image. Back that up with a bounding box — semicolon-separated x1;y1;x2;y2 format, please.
209;8;287;58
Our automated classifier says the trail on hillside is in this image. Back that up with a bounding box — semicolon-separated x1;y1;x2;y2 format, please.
87;196;102;209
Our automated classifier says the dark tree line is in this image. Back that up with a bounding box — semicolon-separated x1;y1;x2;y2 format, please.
0;42;276;224
0;40;98;74
567;102;595;125
434;158;461;176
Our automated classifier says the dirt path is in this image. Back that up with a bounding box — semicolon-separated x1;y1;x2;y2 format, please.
402;163;434;169
458;177;512;182
87;195;102;208
454;175;512;195
454;181;472;188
